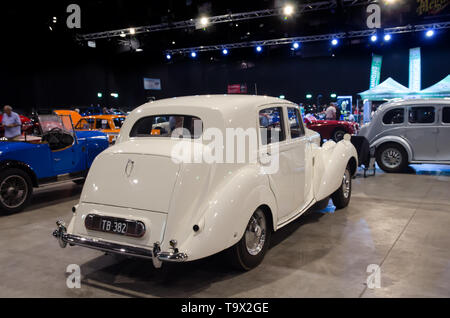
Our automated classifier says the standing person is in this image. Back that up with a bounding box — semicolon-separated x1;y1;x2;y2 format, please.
325;104;336;120
1;105;22;140
334;104;341;121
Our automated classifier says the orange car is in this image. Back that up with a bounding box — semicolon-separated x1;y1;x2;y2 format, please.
54;110;125;144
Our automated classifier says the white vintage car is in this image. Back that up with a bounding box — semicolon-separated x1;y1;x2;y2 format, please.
53;95;358;270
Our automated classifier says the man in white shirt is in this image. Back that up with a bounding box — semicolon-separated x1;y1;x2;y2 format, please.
1;105;22;140
325;105;336;120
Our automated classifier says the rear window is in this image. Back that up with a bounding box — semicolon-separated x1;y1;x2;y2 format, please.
129;115;203;138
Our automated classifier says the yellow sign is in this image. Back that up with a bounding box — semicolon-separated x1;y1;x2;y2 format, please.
417;0;449;16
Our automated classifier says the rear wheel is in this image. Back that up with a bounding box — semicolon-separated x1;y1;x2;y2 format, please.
331;165;352;209
376;143;408;173
0;168;33;214
228;209;271;271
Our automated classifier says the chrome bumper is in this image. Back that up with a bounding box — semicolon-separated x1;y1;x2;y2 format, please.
52;221;188;268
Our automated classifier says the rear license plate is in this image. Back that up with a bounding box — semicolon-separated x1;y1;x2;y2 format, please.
85;214;146;238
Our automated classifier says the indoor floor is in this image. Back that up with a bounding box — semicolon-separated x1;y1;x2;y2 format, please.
0;165;449;298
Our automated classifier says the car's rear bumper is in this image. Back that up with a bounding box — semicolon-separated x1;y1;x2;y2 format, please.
52;221;188;268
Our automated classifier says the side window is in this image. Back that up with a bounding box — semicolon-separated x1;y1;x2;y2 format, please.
96;119;108;129
259;107;286;145
443;107;450;124
287;107;305;138
75;119;93;129
382;108;404;125
408;107;435;124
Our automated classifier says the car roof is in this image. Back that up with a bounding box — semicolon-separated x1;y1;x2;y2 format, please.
83;115;126;119
380;98;450;109
140;95;292;111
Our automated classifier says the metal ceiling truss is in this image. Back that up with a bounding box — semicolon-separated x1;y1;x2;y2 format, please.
165;21;450;55
78;0;371;41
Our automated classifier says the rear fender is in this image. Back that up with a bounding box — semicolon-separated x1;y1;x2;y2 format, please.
165;165;277;261
312;139;358;201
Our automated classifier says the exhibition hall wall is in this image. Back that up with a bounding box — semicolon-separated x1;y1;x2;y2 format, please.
1;33;450;111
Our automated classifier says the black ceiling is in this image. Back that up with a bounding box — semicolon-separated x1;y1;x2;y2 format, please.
2;0;449;56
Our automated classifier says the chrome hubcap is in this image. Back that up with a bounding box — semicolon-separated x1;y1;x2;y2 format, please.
0;175;28;209
381;148;402;169
245;210;267;256
342;169;351;199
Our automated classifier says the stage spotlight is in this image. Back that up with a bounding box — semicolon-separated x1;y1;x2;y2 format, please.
136;48;143;52
331;39;338;46
292;42;300;49
200;17;209;27
283;4;294;16
426;29;434;37
120;32;126;37
166;54;172;60
129;28;136;35
306;94;312;99
222;48;228;55
384;34;391;41
370;35;377;42
191;51;197;58
256;46;262;52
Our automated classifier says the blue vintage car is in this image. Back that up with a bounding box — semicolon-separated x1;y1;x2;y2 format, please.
0;113;109;213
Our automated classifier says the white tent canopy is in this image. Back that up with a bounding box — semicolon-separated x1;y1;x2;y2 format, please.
358;77;413;101
419;75;450;98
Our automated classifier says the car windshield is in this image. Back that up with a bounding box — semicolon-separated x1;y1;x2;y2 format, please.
38;114;74;135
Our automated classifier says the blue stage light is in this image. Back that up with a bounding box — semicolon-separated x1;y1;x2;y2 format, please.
292;42;300;49
384;34;391;41
256;46;262;52
222;48;228;55
426;29;434;37
190;51;197;58
331;39;338;46
166;54;171;60
370;35;377;42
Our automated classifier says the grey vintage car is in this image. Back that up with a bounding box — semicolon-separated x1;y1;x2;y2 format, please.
358;99;450;172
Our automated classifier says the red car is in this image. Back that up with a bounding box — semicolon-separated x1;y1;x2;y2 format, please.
0;114;34;137
303;114;359;142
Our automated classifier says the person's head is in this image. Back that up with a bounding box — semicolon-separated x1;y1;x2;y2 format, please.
3;105;12;115
74;108;80;113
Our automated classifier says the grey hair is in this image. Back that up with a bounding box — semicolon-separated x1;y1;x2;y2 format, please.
4;105;12;111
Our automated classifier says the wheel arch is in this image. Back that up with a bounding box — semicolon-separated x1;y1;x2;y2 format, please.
371;137;413;162
257;204;275;233
0;160;38;187
348;156;357;177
